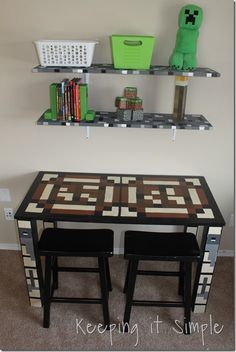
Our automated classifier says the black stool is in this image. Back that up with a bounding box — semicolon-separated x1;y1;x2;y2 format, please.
123;231;200;334
38;228;114;328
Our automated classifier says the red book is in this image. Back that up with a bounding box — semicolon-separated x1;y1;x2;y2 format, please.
72;78;81;121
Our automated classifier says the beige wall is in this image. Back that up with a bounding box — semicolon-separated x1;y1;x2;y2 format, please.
0;0;234;251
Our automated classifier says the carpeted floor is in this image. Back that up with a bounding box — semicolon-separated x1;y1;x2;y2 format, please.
0;250;234;351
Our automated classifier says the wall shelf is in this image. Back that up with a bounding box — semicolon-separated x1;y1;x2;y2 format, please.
37;111;212;130
34;64;219;133
33;64;220;77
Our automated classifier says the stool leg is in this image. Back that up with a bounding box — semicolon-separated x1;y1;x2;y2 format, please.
183;262;192;335
123;259;138;331
43;255;52;328
52;256;58;291
105;258;112;292
123;260;131;294
98;257;110;329
178;261;184;296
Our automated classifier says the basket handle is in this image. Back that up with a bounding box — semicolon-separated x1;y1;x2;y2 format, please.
123;40;143;46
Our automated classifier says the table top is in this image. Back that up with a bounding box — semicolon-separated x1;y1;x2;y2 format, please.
15;171;225;226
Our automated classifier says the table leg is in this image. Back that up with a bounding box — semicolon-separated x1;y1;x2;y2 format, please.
189;226;223;313
17;220;44;307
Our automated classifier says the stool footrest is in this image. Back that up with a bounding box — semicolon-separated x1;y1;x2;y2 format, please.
132;300;184;307
137;269;180;276
56;266;99;273
51;297;102;304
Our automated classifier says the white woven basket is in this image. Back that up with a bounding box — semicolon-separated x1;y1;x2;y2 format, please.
34;40;98;67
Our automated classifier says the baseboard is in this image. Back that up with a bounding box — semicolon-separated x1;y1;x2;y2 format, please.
0;244;124;253
113;248;234;257
0;244;234;257
0;243;20;250
218;250;234;257
114;247;124;255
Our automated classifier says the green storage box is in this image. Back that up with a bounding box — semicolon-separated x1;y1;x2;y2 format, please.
111;35;155;70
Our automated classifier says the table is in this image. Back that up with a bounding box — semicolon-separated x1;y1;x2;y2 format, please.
15;171;225;313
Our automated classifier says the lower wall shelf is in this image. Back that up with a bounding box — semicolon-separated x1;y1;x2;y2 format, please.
37;111;212;130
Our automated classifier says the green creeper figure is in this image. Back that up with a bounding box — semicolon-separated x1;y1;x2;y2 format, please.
169;4;203;70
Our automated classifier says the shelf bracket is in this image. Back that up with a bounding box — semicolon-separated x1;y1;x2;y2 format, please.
84;73;90;84
85;126;90;139
171;126;177;142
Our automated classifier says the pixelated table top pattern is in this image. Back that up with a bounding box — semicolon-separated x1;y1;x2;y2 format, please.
15;172;225;226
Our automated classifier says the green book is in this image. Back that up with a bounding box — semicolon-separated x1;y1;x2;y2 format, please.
50;83;58;120
79;84;88;120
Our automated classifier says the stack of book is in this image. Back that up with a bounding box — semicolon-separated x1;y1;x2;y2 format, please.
43;78;95;122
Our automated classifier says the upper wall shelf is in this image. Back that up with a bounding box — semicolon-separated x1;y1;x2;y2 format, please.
32;64;220;77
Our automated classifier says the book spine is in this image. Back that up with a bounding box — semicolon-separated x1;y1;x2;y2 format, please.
64;79;71;121
79;84;88;121
75;82;80;121
69;80;74;121
65;82;69;120
71;78;81;121
61;81;65;120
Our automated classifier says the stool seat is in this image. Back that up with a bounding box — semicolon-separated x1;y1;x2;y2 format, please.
38;227;114;328
39;228;113;256
123;231;200;335
125;231;200;259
